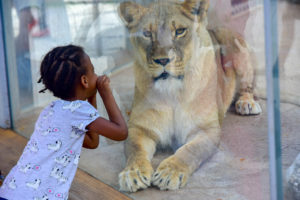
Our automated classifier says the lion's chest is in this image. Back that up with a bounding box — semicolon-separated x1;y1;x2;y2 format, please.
159;104;201;150
144;79;205;149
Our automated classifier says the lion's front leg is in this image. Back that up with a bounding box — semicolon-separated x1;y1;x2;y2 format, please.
152;155;190;190
152;128;220;190
119;127;156;192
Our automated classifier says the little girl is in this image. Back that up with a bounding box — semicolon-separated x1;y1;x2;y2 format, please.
0;45;128;200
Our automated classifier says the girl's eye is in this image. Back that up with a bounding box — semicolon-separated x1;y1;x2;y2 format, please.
175;28;187;37
143;30;152;38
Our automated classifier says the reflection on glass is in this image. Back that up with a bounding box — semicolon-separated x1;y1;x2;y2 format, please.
278;0;300;199
117;0;267;199
12;0;49;109
2;0;299;199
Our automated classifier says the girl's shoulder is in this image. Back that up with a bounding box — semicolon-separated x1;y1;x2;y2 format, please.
59;100;95;113
34;100;99;138
59;100;100;132
41;99;98;122
38;100;95;123
43;99;92;111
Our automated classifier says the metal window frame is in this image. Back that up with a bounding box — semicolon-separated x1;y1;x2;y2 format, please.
0;2;12;128
263;0;283;199
0;0;21;130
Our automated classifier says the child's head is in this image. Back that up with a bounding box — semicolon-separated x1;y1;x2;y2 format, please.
38;44;97;100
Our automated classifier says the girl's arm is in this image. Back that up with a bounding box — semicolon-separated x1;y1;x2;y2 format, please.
83;131;99;149
86;75;128;141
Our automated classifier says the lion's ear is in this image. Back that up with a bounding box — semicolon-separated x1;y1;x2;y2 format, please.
181;0;209;22
118;1;147;28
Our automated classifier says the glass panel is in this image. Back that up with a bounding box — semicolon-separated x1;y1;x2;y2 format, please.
2;0;297;199
278;0;300;199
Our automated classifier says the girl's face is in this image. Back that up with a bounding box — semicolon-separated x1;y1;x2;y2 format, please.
82;53;98;97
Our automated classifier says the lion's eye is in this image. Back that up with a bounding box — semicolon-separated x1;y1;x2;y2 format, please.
175;28;187;37
143;30;152;38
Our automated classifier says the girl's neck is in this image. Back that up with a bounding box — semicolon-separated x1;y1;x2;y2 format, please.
64;93;87;102
64;84;90;101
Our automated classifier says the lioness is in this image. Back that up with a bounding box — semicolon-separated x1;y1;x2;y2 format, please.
118;0;262;192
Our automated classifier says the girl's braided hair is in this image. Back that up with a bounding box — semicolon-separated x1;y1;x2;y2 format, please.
38;44;87;100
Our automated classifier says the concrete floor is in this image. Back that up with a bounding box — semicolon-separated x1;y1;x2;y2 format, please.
78;99;300;200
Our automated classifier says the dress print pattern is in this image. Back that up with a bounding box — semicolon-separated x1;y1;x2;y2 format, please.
62;101;81;112
8;178;17;190
0;100;100;200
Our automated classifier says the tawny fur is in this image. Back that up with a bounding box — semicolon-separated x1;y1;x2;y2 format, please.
118;0;261;192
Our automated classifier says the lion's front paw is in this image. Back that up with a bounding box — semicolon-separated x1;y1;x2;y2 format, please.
119;158;153;192
152;156;190;190
235;93;262;115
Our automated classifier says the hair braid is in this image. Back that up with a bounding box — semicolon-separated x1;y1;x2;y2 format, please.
38;45;86;100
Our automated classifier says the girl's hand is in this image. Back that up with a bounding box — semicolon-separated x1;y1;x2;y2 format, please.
97;75;112;98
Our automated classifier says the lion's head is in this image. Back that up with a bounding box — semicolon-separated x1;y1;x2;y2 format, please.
118;0;210;85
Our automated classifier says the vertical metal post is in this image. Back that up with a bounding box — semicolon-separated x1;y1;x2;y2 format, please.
0;2;11;128
263;0;283;199
0;0;20;127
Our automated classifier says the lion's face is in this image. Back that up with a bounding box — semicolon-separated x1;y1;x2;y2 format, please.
130;6;193;81
119;0;209;82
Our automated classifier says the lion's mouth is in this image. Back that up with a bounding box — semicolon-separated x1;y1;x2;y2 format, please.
153;71;184;81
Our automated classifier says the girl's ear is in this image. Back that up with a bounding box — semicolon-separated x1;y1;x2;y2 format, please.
81;75;89;89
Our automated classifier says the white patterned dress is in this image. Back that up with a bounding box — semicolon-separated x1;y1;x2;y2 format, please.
0;100;100;200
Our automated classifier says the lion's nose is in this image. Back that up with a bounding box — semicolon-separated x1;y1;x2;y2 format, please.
153;58;170;66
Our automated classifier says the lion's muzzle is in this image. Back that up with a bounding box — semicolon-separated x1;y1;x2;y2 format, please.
154;72;170;81
153;58;170;66
153;71;184;82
